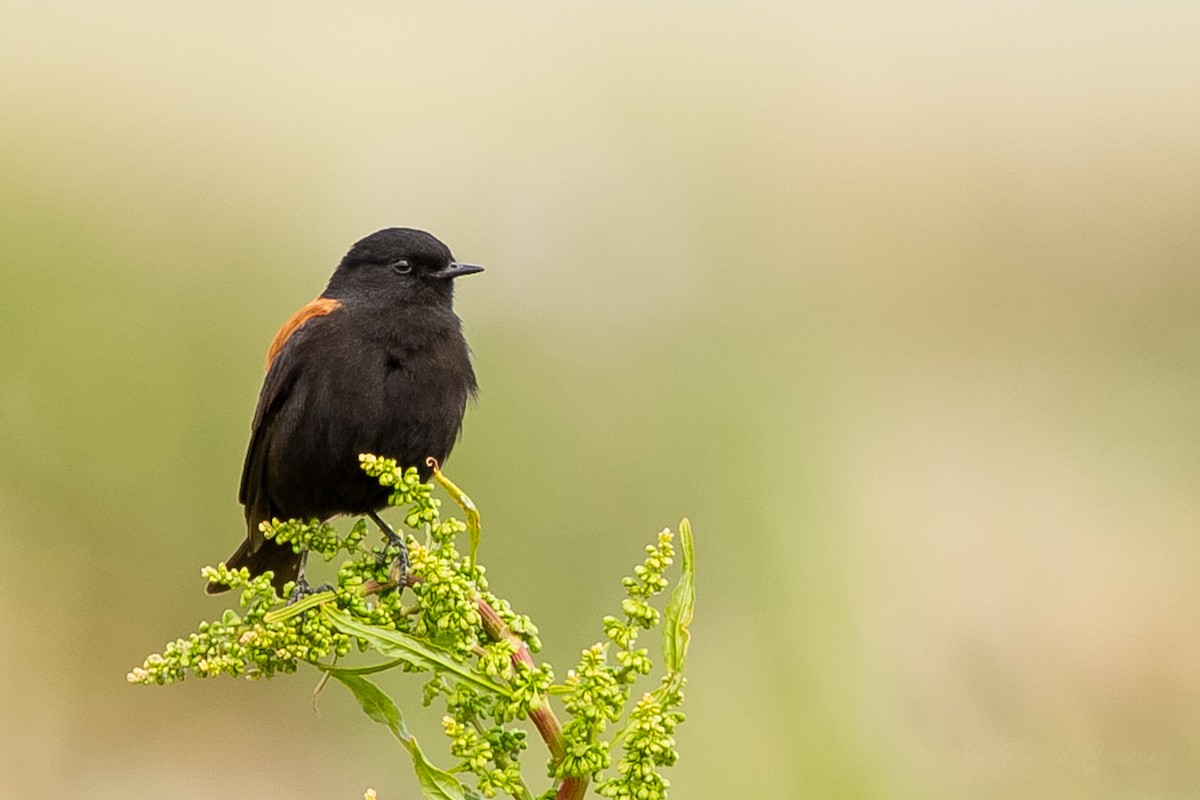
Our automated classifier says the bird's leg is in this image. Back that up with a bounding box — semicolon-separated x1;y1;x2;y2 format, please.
368;510;409;587
285;550;334;604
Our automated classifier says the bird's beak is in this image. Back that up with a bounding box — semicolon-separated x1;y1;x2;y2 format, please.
435;262;485;279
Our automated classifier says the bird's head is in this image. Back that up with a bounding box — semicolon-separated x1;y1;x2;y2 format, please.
326;227;483;304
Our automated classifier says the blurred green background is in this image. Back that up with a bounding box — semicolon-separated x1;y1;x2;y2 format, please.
2;2;1198;798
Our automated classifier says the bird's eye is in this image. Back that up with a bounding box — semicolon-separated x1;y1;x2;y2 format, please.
390;260;412;275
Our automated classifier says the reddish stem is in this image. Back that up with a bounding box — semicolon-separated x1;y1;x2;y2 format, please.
475;600;564;760
475;597;590;800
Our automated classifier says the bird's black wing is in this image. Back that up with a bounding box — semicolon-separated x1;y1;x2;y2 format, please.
208;303;340;595
238;298;343;535
236;344;299;546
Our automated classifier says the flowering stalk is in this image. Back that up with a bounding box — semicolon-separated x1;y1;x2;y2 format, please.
130;458;694;800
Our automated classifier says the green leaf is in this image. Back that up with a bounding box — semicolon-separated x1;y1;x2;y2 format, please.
410;745;481;800
433;467;482;569
328;669;410;739
315;658;410;677
322;606;514;698
261;590;336;623
327;670;480;800
661;518;695;675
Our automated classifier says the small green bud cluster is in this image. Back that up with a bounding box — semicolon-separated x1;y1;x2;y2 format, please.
358;454;439;528
126;566;351;685
597;679;686;800
405;536;484;659
500;662;554;722
555;529;678;782
611;530;675;653
430;658;550;794
330;541;410;630
555;645;619;778
263;517;351;560
422;639;548;793
441;716;526;798
481;593;542;654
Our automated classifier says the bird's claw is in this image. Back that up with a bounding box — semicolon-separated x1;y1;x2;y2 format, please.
369;511;410;588
285;575;334;605
381;538;410;587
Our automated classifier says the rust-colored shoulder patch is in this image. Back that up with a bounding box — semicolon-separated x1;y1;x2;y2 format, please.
265;297;341;370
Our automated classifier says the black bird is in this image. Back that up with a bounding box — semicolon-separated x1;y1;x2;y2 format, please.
208;228;482;595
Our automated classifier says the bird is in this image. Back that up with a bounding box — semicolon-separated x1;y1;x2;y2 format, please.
207;227;482;595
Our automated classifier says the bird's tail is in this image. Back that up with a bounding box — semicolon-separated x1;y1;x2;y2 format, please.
205;536;302;596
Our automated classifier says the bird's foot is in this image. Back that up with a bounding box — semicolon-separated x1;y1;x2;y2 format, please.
285;574;334;605
368;511;410;588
